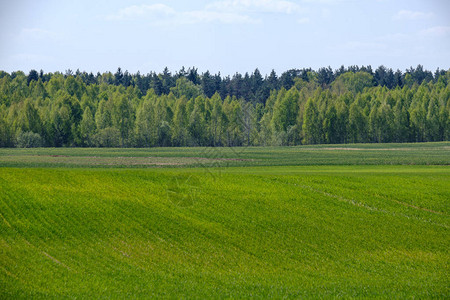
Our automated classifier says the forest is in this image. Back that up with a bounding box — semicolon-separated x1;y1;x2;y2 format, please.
0;65;448;147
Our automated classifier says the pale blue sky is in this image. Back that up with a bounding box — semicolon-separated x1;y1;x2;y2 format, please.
1;0;449;76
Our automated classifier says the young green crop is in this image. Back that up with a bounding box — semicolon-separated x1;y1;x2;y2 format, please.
1;165;448;298
0;141;448;168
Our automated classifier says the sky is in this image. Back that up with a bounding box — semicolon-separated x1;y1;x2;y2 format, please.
0;0;449;76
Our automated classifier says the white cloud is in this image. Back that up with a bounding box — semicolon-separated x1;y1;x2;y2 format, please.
337;41;388;51
375;33;411;43
297;17;310;24
393;10;433;21
106;3;260;24
19;28;58;40
106;4;175;20
180;11;259;25
301;0;349;3
107;1;307;25
9;53;56;65
419;26;450;37
206;0;304;14
321;8;331;18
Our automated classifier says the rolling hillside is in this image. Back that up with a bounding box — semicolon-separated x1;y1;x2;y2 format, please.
1;152;449;297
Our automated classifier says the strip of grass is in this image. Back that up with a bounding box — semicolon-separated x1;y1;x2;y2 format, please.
1;165;448;298
0;141;448;168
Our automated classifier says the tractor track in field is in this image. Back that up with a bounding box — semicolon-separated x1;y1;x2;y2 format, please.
0;211;12;227
269;178;450;229
389;199;447;215
0;207;75;273
316;146;450;151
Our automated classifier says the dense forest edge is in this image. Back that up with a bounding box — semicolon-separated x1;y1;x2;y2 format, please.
0;65;448;148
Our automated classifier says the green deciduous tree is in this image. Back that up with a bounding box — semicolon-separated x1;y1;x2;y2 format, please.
114;94;133;147
0;67;448;148
80;107;96;146
302;98;321;144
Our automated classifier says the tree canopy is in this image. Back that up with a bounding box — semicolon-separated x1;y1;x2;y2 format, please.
0;65;448;147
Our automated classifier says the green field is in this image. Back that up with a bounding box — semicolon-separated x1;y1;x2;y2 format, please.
0;142;449;168
1;143;449;298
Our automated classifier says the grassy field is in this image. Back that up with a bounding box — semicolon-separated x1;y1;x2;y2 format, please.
0;143;449;298
0;141;449;168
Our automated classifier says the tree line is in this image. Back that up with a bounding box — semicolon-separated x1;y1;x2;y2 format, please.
0;65;448;147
